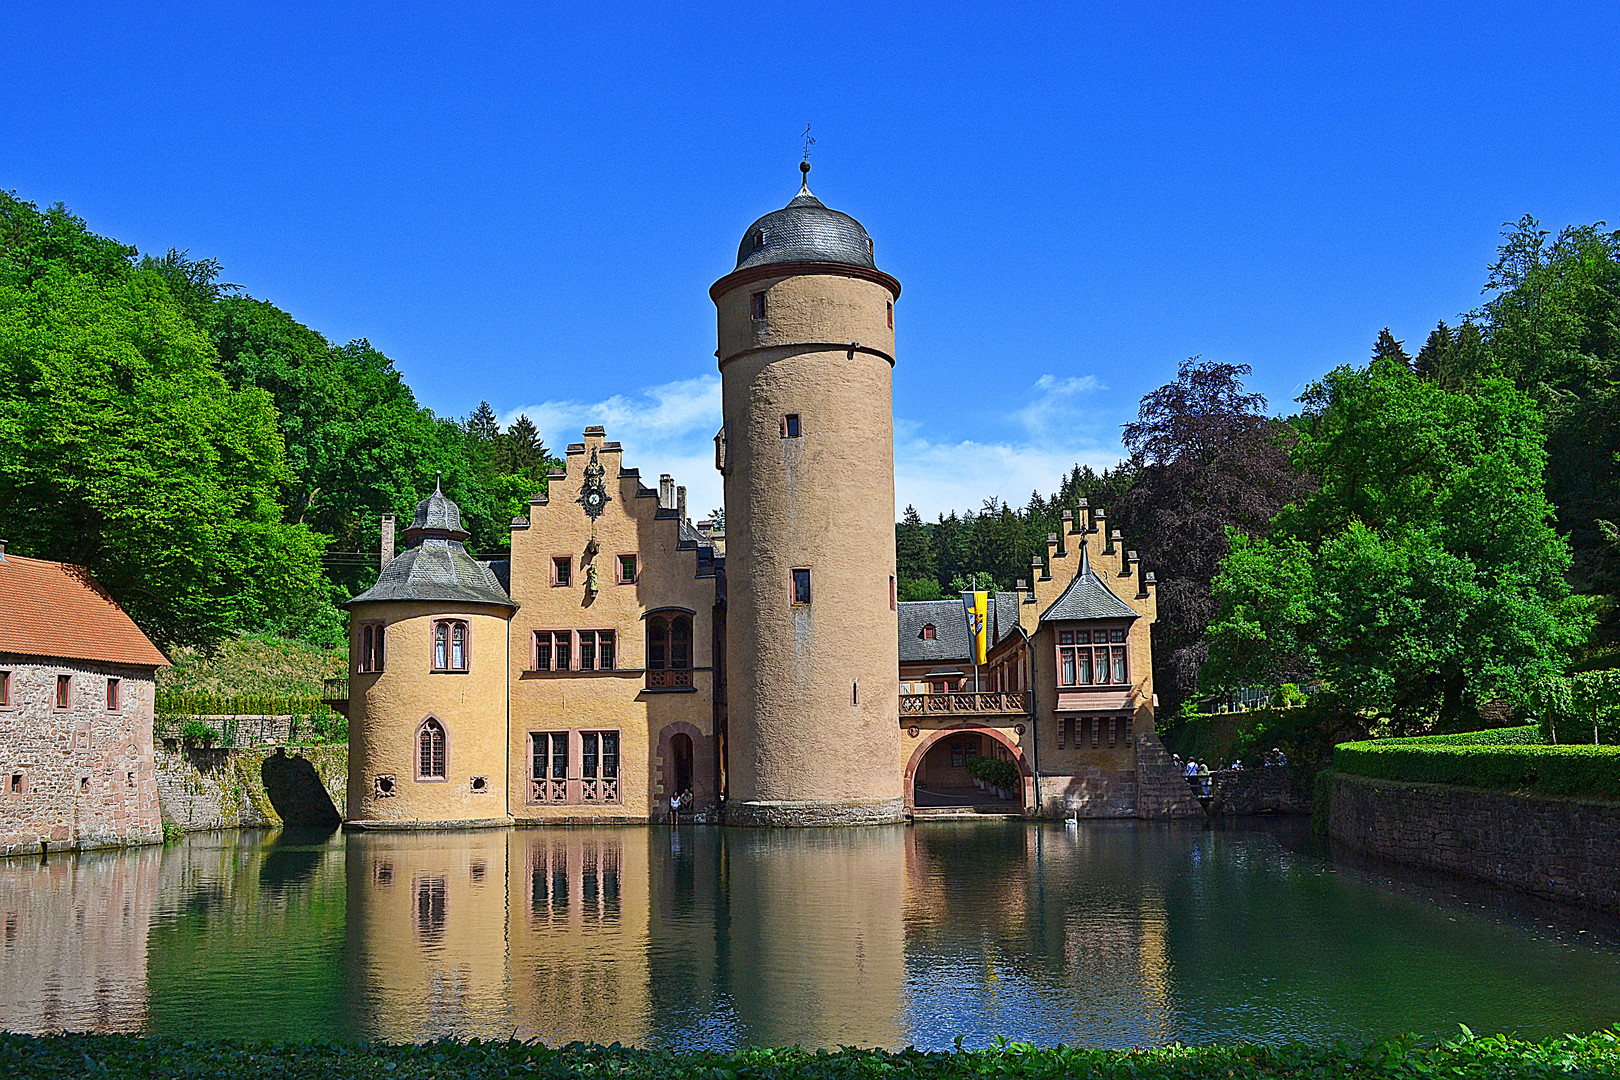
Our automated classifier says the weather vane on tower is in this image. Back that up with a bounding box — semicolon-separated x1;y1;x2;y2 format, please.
801;123;815;187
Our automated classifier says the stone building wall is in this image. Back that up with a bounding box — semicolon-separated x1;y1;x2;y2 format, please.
1328;772;1620;915
0;657;162;857
155;745;347;831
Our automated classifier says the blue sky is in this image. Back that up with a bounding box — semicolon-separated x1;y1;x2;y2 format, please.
4;2;1618;519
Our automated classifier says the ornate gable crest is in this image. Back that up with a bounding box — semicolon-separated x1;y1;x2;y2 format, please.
576;448;611;520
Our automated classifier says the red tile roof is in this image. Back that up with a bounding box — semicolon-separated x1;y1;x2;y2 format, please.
0;554;169;669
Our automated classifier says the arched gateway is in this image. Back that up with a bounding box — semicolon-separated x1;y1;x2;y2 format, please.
903;725;1034;813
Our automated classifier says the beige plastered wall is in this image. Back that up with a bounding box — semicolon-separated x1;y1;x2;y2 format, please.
715;270;903;819
507;431;717;824
1019;516;1159;815
346;601;512;825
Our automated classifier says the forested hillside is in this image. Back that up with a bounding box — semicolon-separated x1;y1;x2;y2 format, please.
898;216;1620;722
0;193;557;650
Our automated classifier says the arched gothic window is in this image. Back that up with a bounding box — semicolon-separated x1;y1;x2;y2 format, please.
418;718;447;779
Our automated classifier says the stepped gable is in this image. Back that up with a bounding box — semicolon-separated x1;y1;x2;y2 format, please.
0;552;168;668
1039;538;1138;622
349;477;514;609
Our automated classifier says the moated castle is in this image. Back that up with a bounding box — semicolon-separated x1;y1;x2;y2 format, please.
340;167;1199;827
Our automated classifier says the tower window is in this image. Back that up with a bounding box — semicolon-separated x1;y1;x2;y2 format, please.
432;620;469;672
752;229;764;249
358;623;385;673
106;678;120;712
921;624;936;641
56;675;71;709
886;301;893;329
617;554;637;583
751;291;767;320
417;718;447;780
1;670;10;707
552;556;572;587
781;414;801;438
792;568;812;605
890;575;897;611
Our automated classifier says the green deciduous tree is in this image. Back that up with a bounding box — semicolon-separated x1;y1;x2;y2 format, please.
1207;352;1590;730
0;258;325;647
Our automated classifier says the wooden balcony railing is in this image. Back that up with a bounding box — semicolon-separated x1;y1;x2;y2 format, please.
645;668;694;690
899;691;1032;717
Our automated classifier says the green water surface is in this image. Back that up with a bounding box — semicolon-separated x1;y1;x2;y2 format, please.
1;820;1616;1048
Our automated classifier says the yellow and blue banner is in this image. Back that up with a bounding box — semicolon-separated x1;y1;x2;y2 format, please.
960;590;989;666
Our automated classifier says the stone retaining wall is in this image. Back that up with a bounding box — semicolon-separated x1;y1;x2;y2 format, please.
154;745;347;831
1328;772;1620;916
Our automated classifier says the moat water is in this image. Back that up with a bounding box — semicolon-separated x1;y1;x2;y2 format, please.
2;820;1618;1048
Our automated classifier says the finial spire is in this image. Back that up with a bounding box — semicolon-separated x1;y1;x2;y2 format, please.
799;159;811;193
434;470;443;495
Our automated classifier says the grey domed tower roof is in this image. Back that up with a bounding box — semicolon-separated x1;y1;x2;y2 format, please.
348;476;514;610
403;474;469;543
733;162;879;273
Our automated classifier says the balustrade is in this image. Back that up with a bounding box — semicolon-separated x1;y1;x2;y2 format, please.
899;691;1031;716
645;669;693;690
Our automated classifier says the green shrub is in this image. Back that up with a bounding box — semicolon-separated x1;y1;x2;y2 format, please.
1332;740;1620;800
0;1030;1616;1079
178;719;218;747
967;755;1020;791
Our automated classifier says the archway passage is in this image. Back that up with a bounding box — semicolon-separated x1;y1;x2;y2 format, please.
907;728;1027;812
671;732;694;795
261;751;342;828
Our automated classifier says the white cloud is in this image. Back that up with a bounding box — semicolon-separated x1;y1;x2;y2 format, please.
1015;372;1107;438
497;371;1128;526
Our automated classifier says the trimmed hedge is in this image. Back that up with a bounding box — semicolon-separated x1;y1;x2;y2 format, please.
1376;725;1544;747
1332;739;1620;800
0;1031;1617;1080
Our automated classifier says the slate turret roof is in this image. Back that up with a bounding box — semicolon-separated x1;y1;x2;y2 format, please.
1040;540;1138;623
349;482;514;610
734;165;879;273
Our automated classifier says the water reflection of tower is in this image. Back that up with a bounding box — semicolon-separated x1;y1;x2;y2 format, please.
718;827;907;1047
342;832;514;1041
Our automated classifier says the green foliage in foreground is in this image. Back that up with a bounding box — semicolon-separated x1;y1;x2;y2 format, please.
1332;739;1620;800
1;1030;1617;1080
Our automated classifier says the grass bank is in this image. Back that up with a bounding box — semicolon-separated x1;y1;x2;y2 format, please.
1;1031;1617;1079
158;633;347;699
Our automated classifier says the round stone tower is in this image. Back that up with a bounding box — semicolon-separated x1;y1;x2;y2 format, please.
711;164;904;826
345;479;515;828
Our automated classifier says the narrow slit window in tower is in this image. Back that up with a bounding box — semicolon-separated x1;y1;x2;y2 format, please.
781;414;801;438
791;568;811;605
751;291;767;320
886;301;893;329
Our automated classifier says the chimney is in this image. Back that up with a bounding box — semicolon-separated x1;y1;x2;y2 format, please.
1073;500;1089;533
1108;528;1122;556
677;485;688;522
380;515;396;572
659;474;675;510
1090;506;1105;534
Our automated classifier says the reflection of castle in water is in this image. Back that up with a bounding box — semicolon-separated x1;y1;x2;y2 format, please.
0;845;160;1033
341;824;1176;1047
